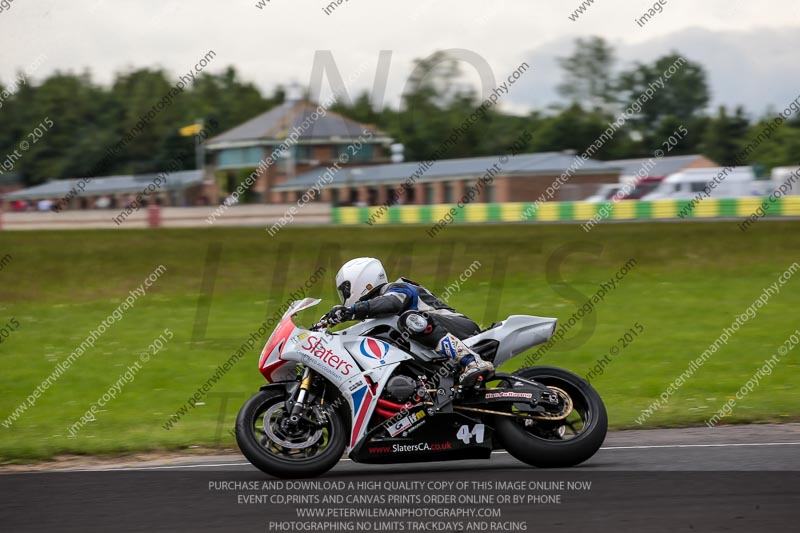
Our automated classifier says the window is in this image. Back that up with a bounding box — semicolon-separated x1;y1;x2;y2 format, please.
332;143;375;163
486;182;495;203
351;143;374;162
444;182;454;203
425;184;435;205
405;184;416;204
217;146;265;168
293;145;312;161
690;182;707;193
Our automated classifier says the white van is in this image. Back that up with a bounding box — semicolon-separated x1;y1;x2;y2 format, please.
771;167;800;195
642;167;761;200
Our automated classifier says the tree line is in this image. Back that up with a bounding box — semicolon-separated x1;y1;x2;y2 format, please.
1;36;798;187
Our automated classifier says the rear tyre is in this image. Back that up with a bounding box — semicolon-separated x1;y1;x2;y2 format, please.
235;387;347;478
494;366;607;468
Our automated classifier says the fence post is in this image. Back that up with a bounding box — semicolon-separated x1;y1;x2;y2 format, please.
148;204;162;228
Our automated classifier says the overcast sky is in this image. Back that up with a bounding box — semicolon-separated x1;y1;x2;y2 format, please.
1;0;799;118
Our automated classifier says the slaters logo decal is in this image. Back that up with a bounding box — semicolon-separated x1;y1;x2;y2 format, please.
300;335;353;376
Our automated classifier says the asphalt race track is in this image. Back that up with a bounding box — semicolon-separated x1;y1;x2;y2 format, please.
2;424;799;532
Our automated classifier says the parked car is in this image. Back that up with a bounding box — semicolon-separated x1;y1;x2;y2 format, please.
584;175;667;203
584;183;623;203
621;176;665;199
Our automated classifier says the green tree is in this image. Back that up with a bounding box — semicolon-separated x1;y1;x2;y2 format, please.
6;71;115;184
616;53;710;127
529;104;639;159
740;119;800;171
187;66;277;133
387;51;487;161
557;36;616;110
701;106;751;165
0;64;287;185
330;90;381;126
109;68;188;174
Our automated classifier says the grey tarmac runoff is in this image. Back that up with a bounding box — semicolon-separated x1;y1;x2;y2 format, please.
2;424;798;532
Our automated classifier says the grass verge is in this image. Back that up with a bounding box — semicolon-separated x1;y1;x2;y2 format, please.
0;220;798;460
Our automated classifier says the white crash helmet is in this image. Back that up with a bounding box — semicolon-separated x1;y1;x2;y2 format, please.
335;257;387;307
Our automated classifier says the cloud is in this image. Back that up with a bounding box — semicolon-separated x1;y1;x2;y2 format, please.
621;27;800;116
0;0;797;117
506;26;800;116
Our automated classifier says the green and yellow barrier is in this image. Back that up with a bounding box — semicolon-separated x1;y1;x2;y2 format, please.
333;197;800;225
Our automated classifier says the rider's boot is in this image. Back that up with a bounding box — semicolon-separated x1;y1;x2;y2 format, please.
435;333;494;387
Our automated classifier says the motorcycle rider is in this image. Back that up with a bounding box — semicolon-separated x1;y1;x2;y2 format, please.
324;257;494;386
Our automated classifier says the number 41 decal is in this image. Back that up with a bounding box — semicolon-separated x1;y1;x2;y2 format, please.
456;424;485;444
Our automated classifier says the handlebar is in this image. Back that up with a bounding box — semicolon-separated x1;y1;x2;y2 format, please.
311;316;333;331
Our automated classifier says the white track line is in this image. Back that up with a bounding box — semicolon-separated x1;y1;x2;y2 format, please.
32;441;800;472
602;442;800;450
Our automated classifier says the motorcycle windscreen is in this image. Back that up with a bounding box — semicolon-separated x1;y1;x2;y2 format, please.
280;298;321;321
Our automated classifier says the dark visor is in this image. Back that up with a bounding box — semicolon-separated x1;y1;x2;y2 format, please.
337;280;351;303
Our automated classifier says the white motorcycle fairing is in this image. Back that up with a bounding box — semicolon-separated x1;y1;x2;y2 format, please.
258;299;557;450
259;299;413;449
464;315;558;367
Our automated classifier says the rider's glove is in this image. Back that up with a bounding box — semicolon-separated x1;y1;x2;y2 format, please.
328;305;355;324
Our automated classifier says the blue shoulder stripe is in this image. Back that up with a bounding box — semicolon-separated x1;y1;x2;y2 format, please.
385;284;419;311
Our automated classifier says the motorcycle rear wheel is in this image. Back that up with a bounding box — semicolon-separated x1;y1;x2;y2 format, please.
494;366;607;468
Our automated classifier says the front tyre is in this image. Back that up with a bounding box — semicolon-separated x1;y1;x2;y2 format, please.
494;366;607;468
235;387;347;478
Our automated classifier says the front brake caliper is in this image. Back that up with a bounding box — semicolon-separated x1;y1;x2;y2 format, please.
310;404;329;426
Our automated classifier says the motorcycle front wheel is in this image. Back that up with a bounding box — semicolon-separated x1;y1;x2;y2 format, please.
235;387;347;478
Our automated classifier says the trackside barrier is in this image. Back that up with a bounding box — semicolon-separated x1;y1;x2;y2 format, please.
332;197;800;225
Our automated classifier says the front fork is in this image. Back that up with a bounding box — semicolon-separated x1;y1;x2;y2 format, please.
287;367;314;425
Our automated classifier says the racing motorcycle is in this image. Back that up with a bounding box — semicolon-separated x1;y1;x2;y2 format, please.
235;298;607;478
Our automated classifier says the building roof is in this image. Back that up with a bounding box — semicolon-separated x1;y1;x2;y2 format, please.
0;173;22;186
1;170;204;200
273;151;622;191
207;100;389;148
606;154;710;178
